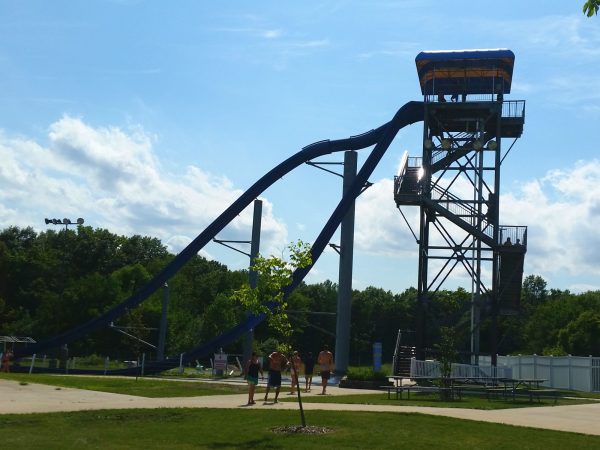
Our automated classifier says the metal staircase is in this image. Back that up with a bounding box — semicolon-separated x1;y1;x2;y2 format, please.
392;329;416;377
393;99;527;363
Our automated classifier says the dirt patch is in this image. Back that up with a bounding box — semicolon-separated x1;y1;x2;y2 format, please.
271;425;334;434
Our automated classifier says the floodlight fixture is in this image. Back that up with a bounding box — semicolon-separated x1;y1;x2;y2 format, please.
473;140;483;150
424;139;433;149
487;140;498;150
44;216;86;230
441;139;451;150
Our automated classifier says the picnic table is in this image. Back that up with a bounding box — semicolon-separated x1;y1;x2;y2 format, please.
490;378;557;402
384;376;556;403
384;376;463;400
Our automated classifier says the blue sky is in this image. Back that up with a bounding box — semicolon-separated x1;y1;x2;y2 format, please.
1;1;600;294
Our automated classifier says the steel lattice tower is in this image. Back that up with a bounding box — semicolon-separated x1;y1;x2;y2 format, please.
395;50;527;366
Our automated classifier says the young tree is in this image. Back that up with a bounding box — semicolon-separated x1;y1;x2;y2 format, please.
434;326;458;401
231;240;312;341
584;0;600;16
230;239;312;427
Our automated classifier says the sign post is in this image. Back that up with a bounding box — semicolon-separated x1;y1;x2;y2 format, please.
214;350;228;377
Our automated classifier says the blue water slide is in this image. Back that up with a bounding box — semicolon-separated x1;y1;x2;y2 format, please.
18;101;423;364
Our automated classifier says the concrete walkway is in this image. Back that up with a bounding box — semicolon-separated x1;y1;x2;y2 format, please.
1;378;599;436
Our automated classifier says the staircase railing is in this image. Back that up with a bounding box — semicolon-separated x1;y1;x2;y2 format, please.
431;132;475;165
392;329;402;375
393;151;409;197
429;184;494;240
502;100;525;119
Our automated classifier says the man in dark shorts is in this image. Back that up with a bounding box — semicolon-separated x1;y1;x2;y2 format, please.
318;344;334;395
264;350;288;403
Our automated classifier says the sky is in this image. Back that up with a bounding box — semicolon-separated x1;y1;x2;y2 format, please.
1;0;600;295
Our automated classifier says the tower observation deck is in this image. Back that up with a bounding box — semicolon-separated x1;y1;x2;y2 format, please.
394;49;527;365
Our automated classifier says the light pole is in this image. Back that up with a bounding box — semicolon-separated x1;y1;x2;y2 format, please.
44;217;85;230
43;217;84;370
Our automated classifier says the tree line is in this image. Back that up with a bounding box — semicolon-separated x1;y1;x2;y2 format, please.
0;226;598;363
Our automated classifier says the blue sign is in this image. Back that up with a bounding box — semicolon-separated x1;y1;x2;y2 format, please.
373;342;382;372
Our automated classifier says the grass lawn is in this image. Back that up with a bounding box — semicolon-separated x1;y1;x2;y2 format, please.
1;408;599;449
282;392;595;409
0;373;252;398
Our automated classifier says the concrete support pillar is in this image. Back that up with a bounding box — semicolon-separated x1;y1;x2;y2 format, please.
157;282;169;360
243;199;262;366
334;151;357;375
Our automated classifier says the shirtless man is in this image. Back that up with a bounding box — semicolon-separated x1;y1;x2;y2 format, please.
303;351;315;392
317;344;334;395
288;351;301;395
1;348;13;373
264;350;288;403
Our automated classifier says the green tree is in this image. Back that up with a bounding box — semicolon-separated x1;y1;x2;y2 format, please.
521;290;600;355
583;0;600;16
558;311;600;355
350;286;416;365
521;275;548;310
200;292;240;343
292;281;337;353
230;240;312;427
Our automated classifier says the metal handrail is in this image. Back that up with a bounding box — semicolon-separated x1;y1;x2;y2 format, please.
501;100;525;118
430;185;494;239
394;156;422;196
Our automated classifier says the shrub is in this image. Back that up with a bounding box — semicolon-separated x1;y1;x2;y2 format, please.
76;354;106;367
346;367;388;382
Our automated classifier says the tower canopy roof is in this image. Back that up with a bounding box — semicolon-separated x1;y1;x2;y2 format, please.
415;49;515;96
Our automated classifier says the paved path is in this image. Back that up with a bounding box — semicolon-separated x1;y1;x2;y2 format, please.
1;378;599;436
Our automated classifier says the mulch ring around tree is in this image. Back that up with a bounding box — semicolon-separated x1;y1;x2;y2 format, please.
271;425;334;434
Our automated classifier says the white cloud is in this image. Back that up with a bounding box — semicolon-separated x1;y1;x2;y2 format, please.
355;41;422;61
262;29;282;39
0;117;288;259
544;75;600;107
288;39;329;49
3;117;599;292
355;178;418;257
502;160;600;279
568;283;600;294
472;14;600;58
523;15;589;50
353;159;600;291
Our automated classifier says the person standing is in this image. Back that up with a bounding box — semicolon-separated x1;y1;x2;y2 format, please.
317;344;334;395
244;351;263;405
303;351;315;392
288;351;302;395
264;349;288;404
1;348;13;373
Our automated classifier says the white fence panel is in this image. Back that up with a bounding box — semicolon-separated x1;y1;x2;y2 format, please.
411;355;599;392
480;354;599;392
410;358;512;379
593;358;600;392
